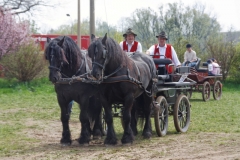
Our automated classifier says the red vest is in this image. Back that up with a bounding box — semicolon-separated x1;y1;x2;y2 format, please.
123;41;138;52
153;44;173;74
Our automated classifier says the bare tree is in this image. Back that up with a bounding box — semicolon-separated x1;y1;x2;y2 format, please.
0;0;58;15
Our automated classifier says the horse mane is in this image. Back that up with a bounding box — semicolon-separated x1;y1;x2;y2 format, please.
95;37;130;68
45;36;83;71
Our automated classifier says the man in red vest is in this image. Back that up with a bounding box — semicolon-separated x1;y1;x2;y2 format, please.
119;28;142;52
146;31;181;73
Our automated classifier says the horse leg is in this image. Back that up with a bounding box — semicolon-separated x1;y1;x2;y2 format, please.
78;98;91;145
130;101;138;136
142;94;152;139
89;96;103;139
100;96;117;145
121;94;134;144
58;98;72;145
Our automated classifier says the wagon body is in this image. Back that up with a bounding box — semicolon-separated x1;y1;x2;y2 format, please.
184;58;223;101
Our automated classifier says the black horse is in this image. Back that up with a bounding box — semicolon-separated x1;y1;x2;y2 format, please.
45;36;102;145
88;34;156;145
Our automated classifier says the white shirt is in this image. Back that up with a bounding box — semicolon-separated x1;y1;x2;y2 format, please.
119;41;142;52
147;44;181;66
184;50;197;62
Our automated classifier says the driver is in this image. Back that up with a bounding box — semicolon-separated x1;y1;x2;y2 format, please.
119;28;142;52
146;31;181;73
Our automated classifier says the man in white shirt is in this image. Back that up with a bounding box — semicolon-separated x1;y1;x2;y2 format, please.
119;28;142;52
146;31;181;73
183;44;197;67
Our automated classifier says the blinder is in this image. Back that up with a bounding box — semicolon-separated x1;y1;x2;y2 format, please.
92;44;108;70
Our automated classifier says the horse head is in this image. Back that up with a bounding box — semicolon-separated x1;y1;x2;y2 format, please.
45;36;69;83
88;33;109;80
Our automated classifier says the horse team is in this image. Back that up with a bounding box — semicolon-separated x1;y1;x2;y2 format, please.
44;34;161;145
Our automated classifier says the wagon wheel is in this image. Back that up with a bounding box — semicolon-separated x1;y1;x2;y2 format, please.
173;94;190;133
202;81;211;101
154;96;168;137
213;80;222;100
100;109;107;136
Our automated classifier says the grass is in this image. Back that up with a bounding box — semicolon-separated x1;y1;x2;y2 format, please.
0;78;240;157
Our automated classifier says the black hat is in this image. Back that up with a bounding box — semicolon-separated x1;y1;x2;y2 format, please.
123;28;137;37
156;31;168;40
186;44;192;48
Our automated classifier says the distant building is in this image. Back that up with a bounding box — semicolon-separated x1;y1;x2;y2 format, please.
31;34;90;50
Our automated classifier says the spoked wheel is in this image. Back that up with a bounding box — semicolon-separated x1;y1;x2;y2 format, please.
100;109;107;136
154;96;168;137
202;81;211;101
173;94;190;133
213;80;222;100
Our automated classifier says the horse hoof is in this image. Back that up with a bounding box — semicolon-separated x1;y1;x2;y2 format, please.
104;138;118;145
142;132;152;139
60;139;72;145
61;142;71;146
93;135;102;140
77;137;90;145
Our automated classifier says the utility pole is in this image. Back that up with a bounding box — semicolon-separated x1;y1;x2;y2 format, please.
90;0;95;41
77;0;81;48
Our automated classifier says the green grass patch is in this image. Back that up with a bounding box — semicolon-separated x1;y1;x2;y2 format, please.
0;78;240;157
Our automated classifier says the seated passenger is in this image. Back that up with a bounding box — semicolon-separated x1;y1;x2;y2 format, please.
207;58;220;76
182;44;197;67
146;31;181;74
119;28;142;53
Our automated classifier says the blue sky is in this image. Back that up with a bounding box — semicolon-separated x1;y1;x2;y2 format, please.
33;0;240;33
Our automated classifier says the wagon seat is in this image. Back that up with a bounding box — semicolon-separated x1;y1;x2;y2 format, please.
194;58;208;72
153;58;173;83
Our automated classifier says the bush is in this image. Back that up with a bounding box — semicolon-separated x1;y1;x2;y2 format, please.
0;41;47;82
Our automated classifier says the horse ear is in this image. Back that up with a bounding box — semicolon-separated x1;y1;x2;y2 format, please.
61;50;69;65
91;34;96;41
58;36;65;47
102;33;107;45
47;37;51;43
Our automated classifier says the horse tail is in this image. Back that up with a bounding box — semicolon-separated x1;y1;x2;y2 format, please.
133;94;145;129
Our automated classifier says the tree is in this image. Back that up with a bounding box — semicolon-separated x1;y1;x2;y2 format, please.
0;8;30;59
158;2;221;54
126;7;160;50
0;0;55;15
50;19;123;42
206;29;240;81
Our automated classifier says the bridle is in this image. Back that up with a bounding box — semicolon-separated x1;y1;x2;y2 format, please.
92;45;108;71
48;51;70;78
91;43;122;81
